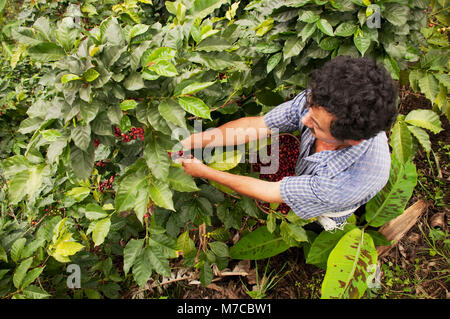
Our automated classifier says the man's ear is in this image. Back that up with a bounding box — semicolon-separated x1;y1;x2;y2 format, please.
345;139;364;146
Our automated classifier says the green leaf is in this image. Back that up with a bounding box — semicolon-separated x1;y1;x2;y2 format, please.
11;238;27;263
0;245;7;263
319;37;340;51
142;47;176;66
300;23;317;42
66;186;91;202
147;60;178;77
13;257;34;289
316;19;334;36
83;69;100;82
120;99;138;111
168;166;200;192
365;158;417;227
197;36;232;52
229;226;291;260
383;4;409;26
389;116;413;164
115;162;148;212
353;32;371;56
420;50;448;71
23;285;50;299
144;132;170;181
190;0;228;20
405;109;443;134
27;42;65;62
199;261;213;286
177;96;211;119
149;180;175;211
209;241;229;257
54;241;84;258
71;124;91;151
70;144;95;180
84;204;108;220
124;239;144;276
283;36;305;60
267;213;277;233
61;74;82;83
307;223;357;269
180;82;216;95
417;74;441;106
407;125;431;153
132;248;153;287
158;99;186;128
21;267;44;289
321;228;377;299
298;10;320;23
130;24;149;39
41;129;63;142
267;52;282;74
207;150;243;171
92;218;111;247
147;247;171;277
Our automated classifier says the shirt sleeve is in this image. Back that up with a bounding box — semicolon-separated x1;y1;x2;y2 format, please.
263;89;309;133
279;174;353;219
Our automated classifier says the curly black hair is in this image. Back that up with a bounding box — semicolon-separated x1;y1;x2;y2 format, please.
309;55;398;141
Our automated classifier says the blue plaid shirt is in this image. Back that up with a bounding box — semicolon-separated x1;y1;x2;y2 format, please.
263;89;391;223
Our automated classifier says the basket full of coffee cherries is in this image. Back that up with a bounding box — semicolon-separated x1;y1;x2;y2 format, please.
251;133;300;215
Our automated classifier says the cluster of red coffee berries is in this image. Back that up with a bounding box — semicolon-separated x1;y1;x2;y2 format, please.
429;23;449;34
114;127;144;142
218;73;227;80
98;174;117;193
94;138;100;147
252;134;300;214
96;160;106;167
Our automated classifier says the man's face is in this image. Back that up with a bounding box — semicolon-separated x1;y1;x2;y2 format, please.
301;106;343;145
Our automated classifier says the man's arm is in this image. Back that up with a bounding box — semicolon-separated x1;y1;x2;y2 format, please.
181;116;271;150
178;157;283;203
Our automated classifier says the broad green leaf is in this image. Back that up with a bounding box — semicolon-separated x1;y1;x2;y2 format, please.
9;165;51;205
41;129;62;142
71;124;91;151
27;42;65;62
417;74;441;106
11;238;27;263
149;180;175;211
143;47;176;66
407;125;431;153
123;239;144;276
267;213;277;233
168;166;200;192
130;24;149;39
389;116;413;164
319;37;340;51
124;72;145;91
120;99;138;111
353;32;371;56
84;203;109;220
306;223;357;269
207;150;243;171
92;218;111;246
177;231;196;255
365;158;417;227
383;4;409;26
83;69;100;82
147;60;178;77
132;248;153;287
300;22;317;42
267;52;282;74
321;228;377;299
229;226;291;260
21;267;44;289
405;109;443;134
283;36;305;60
286;223;308;242
316;19;334;36
420;50;448;71
254;18;274;36
54;241;85;257
298;10;320;23
23;285;50;299
199;261;213;286
197;36;232;52
0;245;7;263
433;73;450;90
177;96;211;119
61;74;82;83
70;144;95;180
190;0;228;20
13;257;34;289
144;133;170;181
146;247;171;277
66;187;91;202
158;99;186;128
55;17;79;52
115;163;147;212
208;241;229;257
180;81;215;95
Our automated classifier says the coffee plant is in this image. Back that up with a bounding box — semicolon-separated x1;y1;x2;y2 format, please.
0;0;447;299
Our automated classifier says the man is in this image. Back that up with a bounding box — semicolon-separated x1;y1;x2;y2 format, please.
177;56;398;231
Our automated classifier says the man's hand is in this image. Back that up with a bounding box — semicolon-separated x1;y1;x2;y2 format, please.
175;156;210;178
